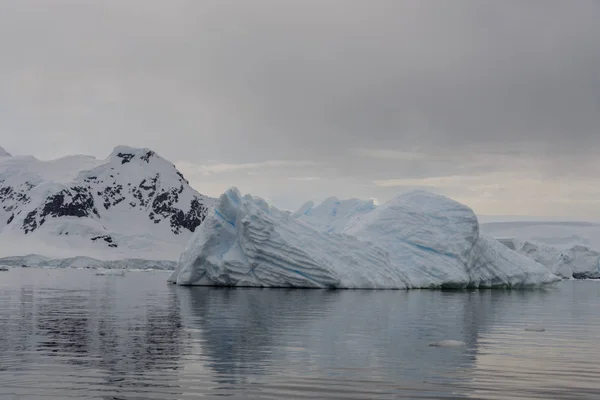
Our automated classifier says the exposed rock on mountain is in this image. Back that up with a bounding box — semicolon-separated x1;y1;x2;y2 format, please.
0;145;214;260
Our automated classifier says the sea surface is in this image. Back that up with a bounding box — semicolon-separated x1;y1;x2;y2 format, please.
1;268;599;399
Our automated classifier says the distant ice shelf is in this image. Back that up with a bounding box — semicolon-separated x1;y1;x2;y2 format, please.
0;254;176;271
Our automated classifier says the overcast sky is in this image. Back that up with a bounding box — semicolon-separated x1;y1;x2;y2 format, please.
1;0;600;217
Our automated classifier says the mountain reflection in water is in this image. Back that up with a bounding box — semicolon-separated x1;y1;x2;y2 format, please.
1;269;599;399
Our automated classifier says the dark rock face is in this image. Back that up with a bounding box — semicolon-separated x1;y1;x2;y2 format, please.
91;235;118;248
99;184;125;210
0;180;34;214
116;153;135;164
41;187;99;219
22;186;100;233
1;180;40;231
140;151;155;163
22;209;38;234
171;197;208;233
132;175;158;207
150;188;209;234
176;171;189;185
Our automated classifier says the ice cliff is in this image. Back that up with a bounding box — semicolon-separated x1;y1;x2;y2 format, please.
168;188;559;289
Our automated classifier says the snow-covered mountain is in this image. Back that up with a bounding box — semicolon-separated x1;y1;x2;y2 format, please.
0;145;214;260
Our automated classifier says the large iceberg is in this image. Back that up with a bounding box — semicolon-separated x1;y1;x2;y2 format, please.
168;188;559;289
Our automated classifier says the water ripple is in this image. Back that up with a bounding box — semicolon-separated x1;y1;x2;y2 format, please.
1;269;600;399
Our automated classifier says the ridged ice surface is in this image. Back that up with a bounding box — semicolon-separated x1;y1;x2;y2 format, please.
498;238;600;279
293;197;377;233
169;188;559;289
343;191;558;288
170;188;408;288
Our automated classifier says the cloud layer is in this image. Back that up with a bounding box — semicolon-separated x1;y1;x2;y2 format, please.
1;1;600;217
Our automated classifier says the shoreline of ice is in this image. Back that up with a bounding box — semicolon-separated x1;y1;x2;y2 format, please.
0;254;176;271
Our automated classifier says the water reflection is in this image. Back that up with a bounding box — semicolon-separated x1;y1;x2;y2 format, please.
0;269;185;399
466;284;600;399
177;288;496;397
177;288;340;380
1;269;600;399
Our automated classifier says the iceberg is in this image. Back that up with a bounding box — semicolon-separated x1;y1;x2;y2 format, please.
168;188;404;288
498;238;600;279
168;188;559;289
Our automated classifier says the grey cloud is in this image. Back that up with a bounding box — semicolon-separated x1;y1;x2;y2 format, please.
1;1;600;215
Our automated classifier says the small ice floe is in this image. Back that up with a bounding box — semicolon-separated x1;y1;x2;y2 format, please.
0;265;9;271
428;340;466;348
524;327;546;332
95;269;126;276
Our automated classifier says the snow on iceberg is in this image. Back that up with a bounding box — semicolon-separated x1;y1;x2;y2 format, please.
169;188;559;289
342;190;558;288
342;191;477;287
293;197;377;234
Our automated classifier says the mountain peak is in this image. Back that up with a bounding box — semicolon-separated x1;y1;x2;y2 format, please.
0;146;12;157
108;145;159;164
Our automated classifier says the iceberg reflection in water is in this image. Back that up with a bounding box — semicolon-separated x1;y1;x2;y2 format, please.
1;269;599;399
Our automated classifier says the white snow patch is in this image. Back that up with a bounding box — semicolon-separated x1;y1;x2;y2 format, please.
293;197;377;234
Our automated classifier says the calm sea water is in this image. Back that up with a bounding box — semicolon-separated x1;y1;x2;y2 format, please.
1;268;599;399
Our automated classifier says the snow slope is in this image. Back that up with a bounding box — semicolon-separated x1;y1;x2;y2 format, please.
0;146;214;260
169;188;558;289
